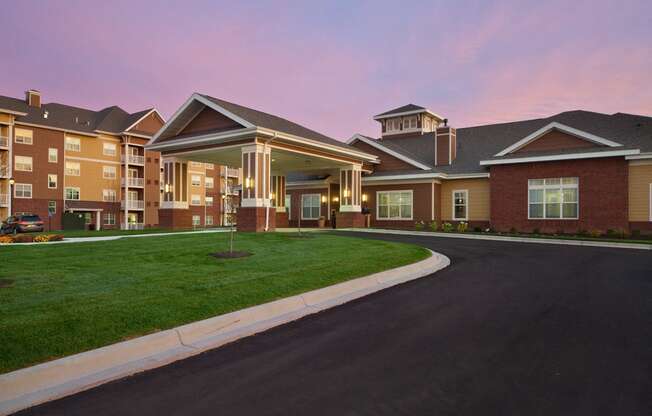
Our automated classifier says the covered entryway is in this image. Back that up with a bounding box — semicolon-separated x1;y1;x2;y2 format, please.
146;93;378;231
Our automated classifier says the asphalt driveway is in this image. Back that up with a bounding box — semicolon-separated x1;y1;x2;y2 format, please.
17;232;652;415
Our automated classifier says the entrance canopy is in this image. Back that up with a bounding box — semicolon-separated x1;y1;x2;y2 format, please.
146;93;378;230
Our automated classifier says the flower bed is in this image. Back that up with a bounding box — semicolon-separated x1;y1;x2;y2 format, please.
0;234;64;244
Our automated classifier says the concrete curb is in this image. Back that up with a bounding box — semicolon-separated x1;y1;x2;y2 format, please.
0;250;449;415
339;228;652;251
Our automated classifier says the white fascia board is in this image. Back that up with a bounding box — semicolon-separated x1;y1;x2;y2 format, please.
373;109;444;121
0;108;28;116
495;122;623;157
145;127;257;151
362;172;489;182
14;121;98;137
626;152;652;160
346;134;431;170
480;149;640;166
123;109;166;133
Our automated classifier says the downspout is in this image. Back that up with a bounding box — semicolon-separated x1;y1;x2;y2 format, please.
263;133;277;231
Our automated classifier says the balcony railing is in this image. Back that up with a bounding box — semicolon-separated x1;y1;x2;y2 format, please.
0;166;8;177
121;199;145;210
125;222;144;230
122;154;145;165
221;185;238;195
0;136;8;148
0;194;8;207
121;177;145;187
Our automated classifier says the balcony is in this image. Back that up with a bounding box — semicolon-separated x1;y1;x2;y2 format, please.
221;185;238;195
121;177;145;187
0;136;8;148
121;199;145;210
0;194;8;207
0;166;8;178
221;166;240;177
122;154;145;165
125;222;144;230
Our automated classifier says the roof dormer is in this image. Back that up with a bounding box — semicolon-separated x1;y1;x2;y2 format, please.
374;104;445;138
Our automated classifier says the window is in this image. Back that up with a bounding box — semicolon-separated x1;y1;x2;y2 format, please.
206;215;213;226
14;128;33;144
205;196;213;206
528;177;579;219
65;161;80;176
14;183;32;198
65;137;81;152
205;177;214;189
377;191;412;220
48;148;58;163
301;194;321;220
192;215;201;226
190;161;203;168
48;201;56;215
452;190;468;220
103;166;117;179
104;213;116;225
48;174;58;189
285;195;291;219
424;118;431;131
65;187;80;200
386;118;402;132
103;142;117;156
191;194;201;205
404;116;417;129
103;189;116;202
191;175;202;187
205;163;214;170
15;156;33;172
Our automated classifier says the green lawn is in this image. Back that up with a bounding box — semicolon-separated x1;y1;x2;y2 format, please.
35;227;226;238
0;232;429;373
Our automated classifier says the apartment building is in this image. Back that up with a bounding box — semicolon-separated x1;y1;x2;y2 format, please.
0;90;240;230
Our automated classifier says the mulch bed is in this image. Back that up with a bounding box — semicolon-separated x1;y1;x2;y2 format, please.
210;251;252;259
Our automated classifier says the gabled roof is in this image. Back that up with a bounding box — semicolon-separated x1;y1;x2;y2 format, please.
347;134;432;170
0;92;162;137
373;104;444;121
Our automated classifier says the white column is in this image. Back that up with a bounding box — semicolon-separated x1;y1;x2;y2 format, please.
7;124;13;216
124;142;129;229
96;210;101;231
339;165;362;212
241;144;271;208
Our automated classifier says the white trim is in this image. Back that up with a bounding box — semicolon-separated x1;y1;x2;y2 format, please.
480;149;640;166
626;152;652;160
376;189;413;221
0;108;28;116
301;193;322;220
64;187;81;201
495;122;624;157
13;183;33;199
346;134;431;170
452;189;468;221
148;127;257;150
373;108;444;121
14;121;98;137
123;109;166;133
362;172;490;182
64;156;121;165
527;177;579;220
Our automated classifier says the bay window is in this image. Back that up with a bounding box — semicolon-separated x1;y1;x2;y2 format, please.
528;177;578;219
377;190;412;220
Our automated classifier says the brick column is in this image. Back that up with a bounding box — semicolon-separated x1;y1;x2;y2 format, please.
337;165;364;228
159;158;190;229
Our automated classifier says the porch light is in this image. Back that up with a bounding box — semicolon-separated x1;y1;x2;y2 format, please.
164;183;171;193
333;196;339;202
245;177;252;189
321;195;327;203
270;192;275;200
343;188;350;198
9;177;15;186
362;193;368;202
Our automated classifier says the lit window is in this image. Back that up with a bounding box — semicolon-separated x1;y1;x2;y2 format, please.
65;187;80;200
103;189;116;202
103;142;117;156
453;190;468;220
48;148;58;163
48;174;58;189
65;137;81;152
14;183;32;198
65;161;80;176
103;166;117;179
301;194;321;220
192;215;201;226
377;191;412;220
191;175;202;187
191;194;201;205
14;128;33;145
205;196;213;206
205;177;214;188
528;177;578;219
15;156;33;172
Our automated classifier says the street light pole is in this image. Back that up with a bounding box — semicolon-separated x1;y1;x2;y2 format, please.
9;177;15;217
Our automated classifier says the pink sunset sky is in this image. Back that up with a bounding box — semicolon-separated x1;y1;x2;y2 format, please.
2;0;651;140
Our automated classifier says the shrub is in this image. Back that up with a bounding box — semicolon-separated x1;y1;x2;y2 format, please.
33;234;64;243
605;229;616;238
611;228;627;239
0;235;14;244
532;228;540;235
577;229;588;237
589;229;602;238
428;221;438;232
555;229;564;236
473;226;482;233
442;222;454;232
414;221;425;231
509;227;517;234
457;222;468;233
12;234;34;243
631;229;641;238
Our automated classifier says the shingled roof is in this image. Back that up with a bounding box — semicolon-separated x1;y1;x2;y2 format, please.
374;104;426;118
366;110;652;175
0;92;159;136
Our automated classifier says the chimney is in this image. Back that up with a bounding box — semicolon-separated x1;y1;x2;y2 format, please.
435;126;457;166
26;89;41;108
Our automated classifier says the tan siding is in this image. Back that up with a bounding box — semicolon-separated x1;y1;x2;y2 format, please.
628;162;652;221
0;113;14;124
65;160;121;201
440;178;490;221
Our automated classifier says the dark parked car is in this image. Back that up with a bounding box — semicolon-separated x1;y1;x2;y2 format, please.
1;214;45;234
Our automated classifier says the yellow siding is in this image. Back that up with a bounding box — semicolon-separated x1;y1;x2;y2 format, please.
629;162;652;221
64;133;121;163
0;113;14;124
188;163;207;205
65;160;121;201
440;178;490;221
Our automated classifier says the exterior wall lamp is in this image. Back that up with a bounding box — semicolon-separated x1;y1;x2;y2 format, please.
321;195;327;203
342;188;350;198
333;196;339;202
244;177;252;189
362;193;368;202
